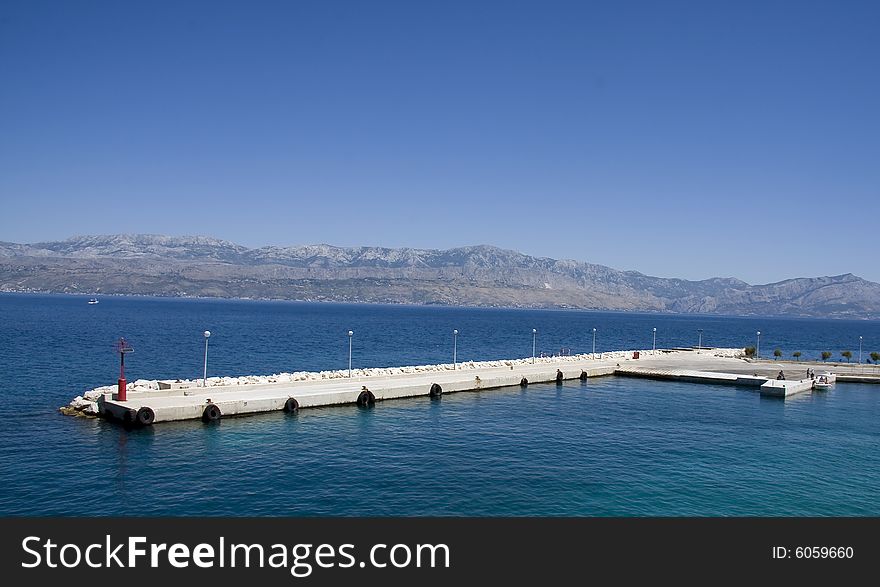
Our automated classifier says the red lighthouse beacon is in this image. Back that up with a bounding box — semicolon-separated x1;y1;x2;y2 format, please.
115;337;134;401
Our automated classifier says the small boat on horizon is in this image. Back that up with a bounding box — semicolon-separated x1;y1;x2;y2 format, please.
87;298;99;305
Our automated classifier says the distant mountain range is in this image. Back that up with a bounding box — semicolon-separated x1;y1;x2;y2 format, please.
1;234;878;318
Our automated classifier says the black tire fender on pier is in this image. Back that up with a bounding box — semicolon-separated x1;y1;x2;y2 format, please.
429;383;442;398
579;370;588;381
123;409;137;424
284;397;299;413
202;403;222;422
357;387;375;407
136;407;155;426
520;377;529;387
556;369;564;384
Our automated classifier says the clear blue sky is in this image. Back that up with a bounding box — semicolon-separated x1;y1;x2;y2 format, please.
1;0;878;284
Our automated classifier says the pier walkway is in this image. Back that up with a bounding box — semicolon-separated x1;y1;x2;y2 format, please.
614;366;814;397
99;359;620;424
72;349;869;426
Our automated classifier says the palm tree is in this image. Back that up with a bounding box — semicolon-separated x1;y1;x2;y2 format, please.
773;349;782;360
792;351;802;361
744;346;756;358
841;351;852;363
821;351;832;362
871;352;880;364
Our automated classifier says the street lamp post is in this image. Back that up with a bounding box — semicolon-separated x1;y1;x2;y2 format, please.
203;330;211;387
532;329;537;364
453;329;458;370
652;327;656;353
697;329;703;351
592;328;597;358
756;331;761;360
348;330;353;378
858;336;863;366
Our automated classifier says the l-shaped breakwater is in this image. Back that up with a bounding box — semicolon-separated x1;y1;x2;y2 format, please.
62;347;853;426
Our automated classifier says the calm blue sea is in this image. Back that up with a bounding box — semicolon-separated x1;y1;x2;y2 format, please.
0;293;878;516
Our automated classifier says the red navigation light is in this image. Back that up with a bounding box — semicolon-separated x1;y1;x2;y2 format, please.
115;337;134;401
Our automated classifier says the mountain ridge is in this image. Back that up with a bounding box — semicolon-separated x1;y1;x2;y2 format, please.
1;234;877;318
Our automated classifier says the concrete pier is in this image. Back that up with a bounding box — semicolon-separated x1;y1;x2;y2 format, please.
758;379;816;397
615;366;816;397
66;348;864;426
98;361;619;425
614;366;768;387
836;375;880;384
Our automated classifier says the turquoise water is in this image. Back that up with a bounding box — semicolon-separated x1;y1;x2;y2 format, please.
0;294;878;516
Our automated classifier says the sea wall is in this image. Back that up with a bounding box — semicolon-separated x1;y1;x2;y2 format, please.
64;347;745;414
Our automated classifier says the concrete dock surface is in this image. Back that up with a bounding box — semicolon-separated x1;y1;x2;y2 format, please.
65;349;877;425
